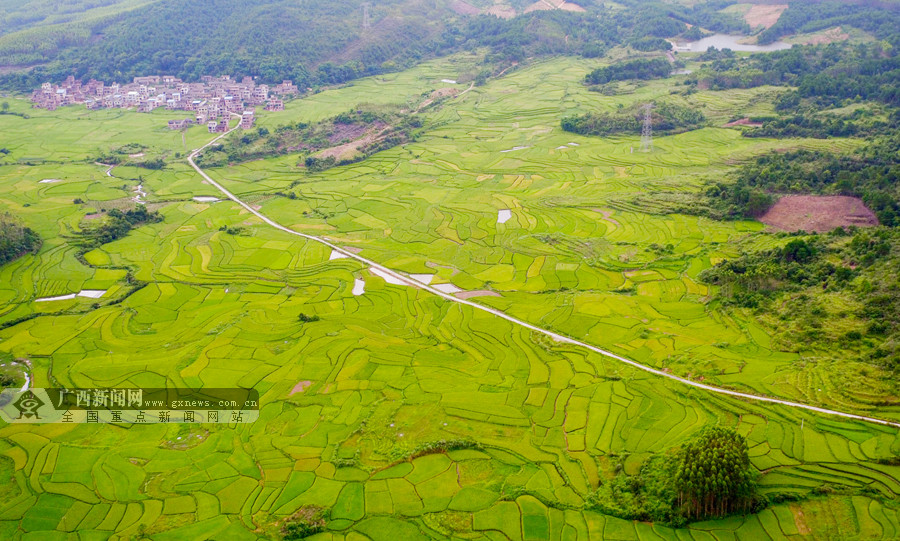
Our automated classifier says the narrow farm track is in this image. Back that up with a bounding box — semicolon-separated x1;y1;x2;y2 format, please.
188;123;900;429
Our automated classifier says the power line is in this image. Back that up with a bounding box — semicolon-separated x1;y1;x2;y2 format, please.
640;103;653;152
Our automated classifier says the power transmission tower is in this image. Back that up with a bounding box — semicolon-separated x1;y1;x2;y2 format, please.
362;3;372;30
640;103;653;152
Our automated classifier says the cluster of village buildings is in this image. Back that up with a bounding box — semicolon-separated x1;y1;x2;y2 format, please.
31;75;299;133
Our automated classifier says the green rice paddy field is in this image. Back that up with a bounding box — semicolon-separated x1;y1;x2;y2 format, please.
0;53;898;539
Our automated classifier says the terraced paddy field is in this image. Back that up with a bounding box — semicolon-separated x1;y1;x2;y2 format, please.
1;53;899;539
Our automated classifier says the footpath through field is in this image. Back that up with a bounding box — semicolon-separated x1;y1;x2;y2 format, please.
188;118;900;429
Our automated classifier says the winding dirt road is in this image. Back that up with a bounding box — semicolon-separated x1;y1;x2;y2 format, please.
187;119;900;429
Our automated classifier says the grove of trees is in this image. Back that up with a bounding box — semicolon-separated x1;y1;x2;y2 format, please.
0;213;41;266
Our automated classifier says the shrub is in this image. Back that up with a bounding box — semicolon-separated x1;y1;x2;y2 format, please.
282;506;327;540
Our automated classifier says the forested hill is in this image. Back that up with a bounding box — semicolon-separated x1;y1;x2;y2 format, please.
0;0;747;90
1;0;898;91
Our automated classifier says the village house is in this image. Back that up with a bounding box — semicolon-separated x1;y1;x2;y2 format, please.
265;98;284;111
240;110;255;130
207;118;229;133
168;118;193;130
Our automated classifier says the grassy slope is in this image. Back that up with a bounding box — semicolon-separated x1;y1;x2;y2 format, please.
0;53;899;539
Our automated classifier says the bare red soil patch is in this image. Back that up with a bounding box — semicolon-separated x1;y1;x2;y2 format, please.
290;380;312;395
744;4;787;29
450;0;481;15
329;121;384;144
760;195;878;233
724;117;763;128
795;27;850;45
558;1;586;12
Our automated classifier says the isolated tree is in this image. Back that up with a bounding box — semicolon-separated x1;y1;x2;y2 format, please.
1;102;8;113
674;426;757;519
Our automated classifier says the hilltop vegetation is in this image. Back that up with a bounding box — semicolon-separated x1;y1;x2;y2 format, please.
74;205;162;249
584;57;673;85
0;212;41;266
702;228;900;372
589;427;758;527
6;0;891;91
562;102;706;137
694;42;900;108
757;0;900;45
0;0;148;37
196;106;422;169
707;134;900;223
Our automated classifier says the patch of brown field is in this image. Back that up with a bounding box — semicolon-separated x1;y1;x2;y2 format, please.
450;0;481;15
431;87;459;99
487;5;517;18
416;88;459;112
791;505;812;535
329;122;381;144
795;26;850;45
593;208;621;226
760;195;878;233
290;380;312;395
455;290;501;299
83;213;103;221
744;4;787;29
724;117;763;128
316;128;385;161
559;1;586;12
524;0;553;13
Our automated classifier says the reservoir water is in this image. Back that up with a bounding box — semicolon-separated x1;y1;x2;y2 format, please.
676;34;792;53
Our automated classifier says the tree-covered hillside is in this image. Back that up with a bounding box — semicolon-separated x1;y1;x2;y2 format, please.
1;0;899;96
0;213;41;266
6;0;895;91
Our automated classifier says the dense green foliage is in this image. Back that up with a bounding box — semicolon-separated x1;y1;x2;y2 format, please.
702;181;775;219
561;102;705;137
77;205;162;248
0;0;752;90
674;427;757;520
281;506;327;540
589;427;758;526
757;0;900;45
701;229;900;370
695;42;900;109
585;57;672;85
742;111;892;139
0;212;41;266
0;0;144;37
711;135;900;224
629;37;672;52
661;0;749;35
588;454;682;526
